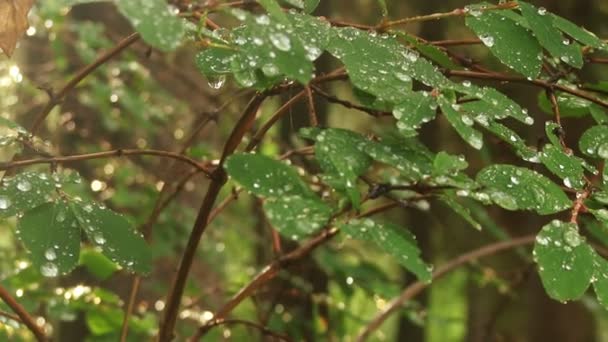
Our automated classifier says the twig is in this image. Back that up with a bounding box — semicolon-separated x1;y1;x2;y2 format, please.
310;85;389;117
30;33;140;134
446;70;608;109
196;319;292;341
158;94;267;341
355;235;536;341
377;1;518;30
305;86;319;127
245;90;307;151
0;149;212;176
190;203;400;341
0;284;46;341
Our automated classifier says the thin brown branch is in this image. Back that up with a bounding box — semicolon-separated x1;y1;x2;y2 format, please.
158;94;267;341
310;85;389;117
446;70;608;109
196;319;292;342
431;38;482;46
0;284;46;341
0;149;212;176
377;1;518;30
245;90;307;151
30;33;140;134
191;202;400;341
355;235;536;341
305;86;319;127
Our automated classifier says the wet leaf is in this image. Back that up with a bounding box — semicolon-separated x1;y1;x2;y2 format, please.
534;220;594;301
476;164;570;214
519;2;583;68
17;202;81;277
115;0;187;51
466;8;542;78
341;219;432;282
71;201;152;274
225;153;314;198
579;125;608;159
264;195;333;240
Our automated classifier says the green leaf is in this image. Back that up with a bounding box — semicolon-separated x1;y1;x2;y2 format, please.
393;91;437;137
538;91;591;118
466;9;542;78
519;2;583;68
80;248;119;280
396;32;461;70
433;152;468;176
355;137;433;181
264;196;333;240
86;307;124;336
257;0;289;23
592;255;608;310
341;219;432;282
590;105;608;125
195;48;236;76
225;153;313;198
455;84;534;124
314;129;372;208
551;14;607;51
222;11;328;87
17;202;81;277
115;0;187;52
376;0;388;16
539;144;586;189
281;0;320;13
476;164;570;215
579;125;608;159
328;28;450;107
0;172;58;218
534;220;594;301
438;96;483;150
71;201;152;274
478;120;538;162
439;194;482;231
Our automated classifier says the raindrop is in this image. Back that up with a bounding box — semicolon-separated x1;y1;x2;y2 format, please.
40;263;58;277
208;75;226;90
0;196;11;210
537;7;547;15
93;232;106;245
17;181;31;192
269;33;291;51
479;34;495;47
45;248;57;261
563;229;581;247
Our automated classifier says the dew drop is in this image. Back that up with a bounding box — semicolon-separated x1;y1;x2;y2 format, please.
208;75;226;90
480;34;495;47
269;33;291;51
537;7;547;15
45;248;57;261
0;196;11;210
17;181;31;192
40;263;58;277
